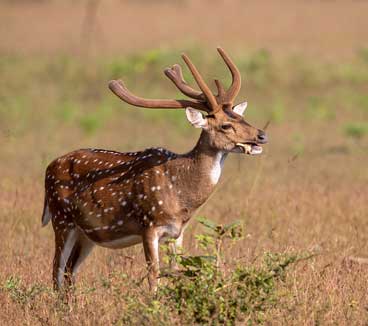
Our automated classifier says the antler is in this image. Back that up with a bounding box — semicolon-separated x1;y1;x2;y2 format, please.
216;47;241;103
164;64;205;101
214;79;226;99
108;48;241;114
181;53;218;110
108;80;210;112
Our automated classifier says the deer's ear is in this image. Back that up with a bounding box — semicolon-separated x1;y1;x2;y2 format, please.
185;108;208;129
233;101;248;116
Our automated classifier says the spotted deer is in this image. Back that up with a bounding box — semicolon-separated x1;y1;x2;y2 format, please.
42;48;267;292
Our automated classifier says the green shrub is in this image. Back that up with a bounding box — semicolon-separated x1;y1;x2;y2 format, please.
119;217;307;325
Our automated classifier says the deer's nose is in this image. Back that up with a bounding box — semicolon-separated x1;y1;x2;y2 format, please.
257;130;268;144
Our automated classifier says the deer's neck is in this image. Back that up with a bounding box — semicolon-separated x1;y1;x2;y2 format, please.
187;131;228;185
171;131;228;212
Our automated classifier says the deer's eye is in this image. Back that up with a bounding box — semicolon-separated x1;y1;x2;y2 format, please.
221;124;232;131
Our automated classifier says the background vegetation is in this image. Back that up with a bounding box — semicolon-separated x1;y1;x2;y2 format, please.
0;0;367;324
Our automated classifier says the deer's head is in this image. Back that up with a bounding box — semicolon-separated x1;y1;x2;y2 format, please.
109;48;267;155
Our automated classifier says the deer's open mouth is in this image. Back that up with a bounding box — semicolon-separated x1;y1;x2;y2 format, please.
236;143;263;155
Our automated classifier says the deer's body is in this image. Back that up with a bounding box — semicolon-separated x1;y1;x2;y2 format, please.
42;48;267;291
43;133;226;288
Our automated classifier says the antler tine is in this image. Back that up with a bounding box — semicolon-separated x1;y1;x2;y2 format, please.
217;47;241;102
214;79;225;99
164;64;205;101
181;53;218;110
108;80;210;112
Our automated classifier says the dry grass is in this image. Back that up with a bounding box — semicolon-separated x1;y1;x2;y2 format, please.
1;1;368;325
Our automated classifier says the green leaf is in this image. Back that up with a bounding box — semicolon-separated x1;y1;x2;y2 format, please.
197;216;218;231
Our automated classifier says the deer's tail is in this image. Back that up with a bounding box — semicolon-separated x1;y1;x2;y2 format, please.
41;195;51;227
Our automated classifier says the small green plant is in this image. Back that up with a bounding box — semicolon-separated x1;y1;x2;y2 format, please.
344;122;368;140
79;113;102;134
118;218;307;325
3;276;48;307
78;104;113;135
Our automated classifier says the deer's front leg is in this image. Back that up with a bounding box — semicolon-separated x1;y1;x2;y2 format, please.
142;230;160;292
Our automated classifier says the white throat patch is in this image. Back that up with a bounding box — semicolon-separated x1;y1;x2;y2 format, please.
210;152;226;185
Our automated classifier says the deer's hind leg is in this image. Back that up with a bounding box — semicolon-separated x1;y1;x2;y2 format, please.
53;226;94;291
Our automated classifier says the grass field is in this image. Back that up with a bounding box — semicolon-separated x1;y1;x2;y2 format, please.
1;1;368;325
